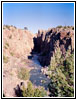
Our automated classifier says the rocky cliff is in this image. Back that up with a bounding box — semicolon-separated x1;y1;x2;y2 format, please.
32;26;74;66
3;25;34;58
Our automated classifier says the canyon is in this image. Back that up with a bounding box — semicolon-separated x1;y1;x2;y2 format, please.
3;25;74;97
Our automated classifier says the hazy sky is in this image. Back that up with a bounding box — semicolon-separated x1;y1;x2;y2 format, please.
3;3;74;33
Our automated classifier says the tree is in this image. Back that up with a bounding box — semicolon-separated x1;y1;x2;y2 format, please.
22;81;34;97
49;47;62;71
21;81;47;97
24;27;28;30
34;87;47;97
48;47;74;97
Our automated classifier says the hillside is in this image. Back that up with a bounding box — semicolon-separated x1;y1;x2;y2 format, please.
3;25;34;58
3;25;34;96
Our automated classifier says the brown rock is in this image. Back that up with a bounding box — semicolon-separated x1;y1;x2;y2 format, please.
32;27;74;66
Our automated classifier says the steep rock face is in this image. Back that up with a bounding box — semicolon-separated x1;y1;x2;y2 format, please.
3;25;34;58
32;27;74;66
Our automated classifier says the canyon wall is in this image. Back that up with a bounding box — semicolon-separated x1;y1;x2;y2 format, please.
3;25;34;58
32;27;74;66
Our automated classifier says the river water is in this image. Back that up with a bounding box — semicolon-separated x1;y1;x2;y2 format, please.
29;55;50;91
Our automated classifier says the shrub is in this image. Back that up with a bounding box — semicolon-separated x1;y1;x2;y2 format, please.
5;42;9;47
64;26;67;29
4;46;8;49
18;68;30;80
5;25;10;30
41;80;46;84
22;81;34;97
3;55;9;63
4;42;9;50
34;88;41;97
34;87;47;97
10;52;14;56
67;26;70;28
21;81;47;97
57;25;62;28
11;25;17;29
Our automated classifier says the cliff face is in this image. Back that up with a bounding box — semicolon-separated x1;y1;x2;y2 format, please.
3;25;34;58
32;27;74;66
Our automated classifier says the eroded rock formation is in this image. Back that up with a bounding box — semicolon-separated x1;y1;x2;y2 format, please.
32;27;74;66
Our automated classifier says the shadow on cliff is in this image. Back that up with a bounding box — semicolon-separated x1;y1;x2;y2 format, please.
29;29;73;67
30;30;55;66
14;82;25;97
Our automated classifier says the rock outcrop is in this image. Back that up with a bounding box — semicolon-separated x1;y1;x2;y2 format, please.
3;25;34;58
32;27;74;66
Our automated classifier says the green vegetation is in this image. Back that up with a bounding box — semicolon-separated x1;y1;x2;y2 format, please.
3;25;17;30
5;42;9;47
67;26;70;28
34;87;47;97
56;25;62;28
22;81;47;97
56;25;74;30
5;25;10;30
4;42;9;49
3;55;9;63
48;47;74;97
11;25;17;29
22;81;34;97
64;26;67;29
10;52;14;56
41;80;46;84
18;68;30;80
4;46;8;49
49;47;62;71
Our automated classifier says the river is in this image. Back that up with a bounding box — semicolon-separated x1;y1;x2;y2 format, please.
29;54;50;91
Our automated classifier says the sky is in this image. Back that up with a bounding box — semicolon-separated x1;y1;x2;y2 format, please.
3;3;74;33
